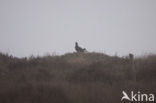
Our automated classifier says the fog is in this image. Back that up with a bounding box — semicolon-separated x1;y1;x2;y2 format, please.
0;0;156;57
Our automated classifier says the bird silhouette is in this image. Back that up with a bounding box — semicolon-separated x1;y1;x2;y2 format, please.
121;91;130;101
75;42;86;52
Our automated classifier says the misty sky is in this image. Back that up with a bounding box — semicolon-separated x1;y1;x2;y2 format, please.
0;0;156;57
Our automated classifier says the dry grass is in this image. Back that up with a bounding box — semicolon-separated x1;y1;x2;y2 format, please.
0;52;156;103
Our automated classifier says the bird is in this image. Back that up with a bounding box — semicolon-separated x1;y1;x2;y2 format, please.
75;42;86;53
121;91;130;101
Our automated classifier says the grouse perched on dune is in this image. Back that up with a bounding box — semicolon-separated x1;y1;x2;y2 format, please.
75;42;86;53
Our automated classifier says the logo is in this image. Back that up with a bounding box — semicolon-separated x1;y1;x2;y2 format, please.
121;91;155;102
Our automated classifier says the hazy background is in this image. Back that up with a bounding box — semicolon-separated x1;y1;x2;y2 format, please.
0;0;156;57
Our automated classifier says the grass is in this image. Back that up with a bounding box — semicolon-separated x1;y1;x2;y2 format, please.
0;52;156;103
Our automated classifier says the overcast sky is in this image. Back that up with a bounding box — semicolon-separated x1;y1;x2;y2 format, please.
0;0;156;57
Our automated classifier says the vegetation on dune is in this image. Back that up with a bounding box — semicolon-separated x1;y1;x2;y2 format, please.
0;52;156;103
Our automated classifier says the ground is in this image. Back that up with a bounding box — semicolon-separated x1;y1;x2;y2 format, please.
0;52;156;103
